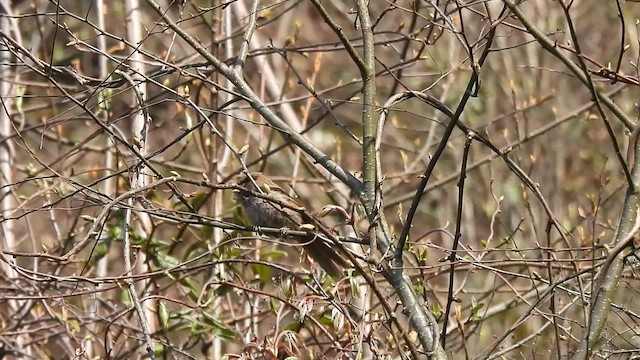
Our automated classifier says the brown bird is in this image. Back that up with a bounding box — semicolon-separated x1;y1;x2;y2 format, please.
234;172;348;277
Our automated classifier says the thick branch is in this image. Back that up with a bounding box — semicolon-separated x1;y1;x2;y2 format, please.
143;0;363;195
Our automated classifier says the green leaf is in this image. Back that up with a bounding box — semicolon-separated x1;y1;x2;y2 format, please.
120;290;133;308
202;311;237;340
199;224;214;239
154;251;181;269
283;321;302;332
470;297;484;322
269;297;278;315
251;263;272;283
189;192;209;210
159;302;169;330
214;283;234;297
154;344;165;357
431;302;442;319
89;238;111;264
258;249;288;259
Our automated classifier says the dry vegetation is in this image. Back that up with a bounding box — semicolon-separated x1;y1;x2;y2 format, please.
1;0;640;359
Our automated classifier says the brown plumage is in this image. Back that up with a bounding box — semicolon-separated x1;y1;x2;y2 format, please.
234;172;347;277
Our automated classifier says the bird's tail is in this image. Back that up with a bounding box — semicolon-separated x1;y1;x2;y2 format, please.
303;236;348;278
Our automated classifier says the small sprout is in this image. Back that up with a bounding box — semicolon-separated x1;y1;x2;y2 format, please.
298;223;315;231
132;135;142;148
317;207;332;217
238;144;250;155
318;204;349;220
81;215;95;222
331;307;345;333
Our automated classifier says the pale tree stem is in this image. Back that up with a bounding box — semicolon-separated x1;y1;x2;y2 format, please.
124;0;156;355
0;1;29;356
